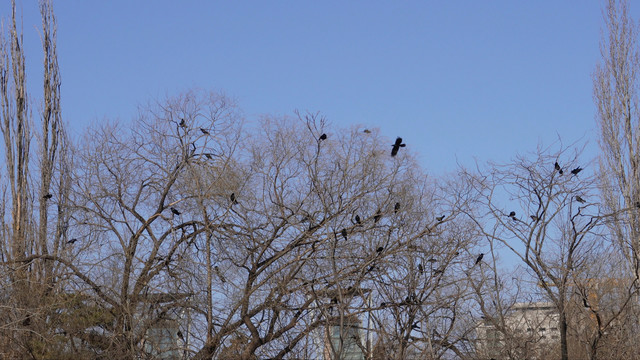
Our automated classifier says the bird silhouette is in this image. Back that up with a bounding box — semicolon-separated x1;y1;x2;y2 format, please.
571;167;583;175
418;263;424;273
171;207;181;216
43;193;52;200
554;161;563;175
508;211;516;218
319;133;327;141
391;137;406;157
575;195;586;203
230;193;238;205
376;246;384;253
436;215;445;222
200;128;209;135
355;215;361;225
475;253;484;265
374;209;382;223
363;129;371;133
394;202;401;214
341;228;348;240
179;119;186;128
67;238;78;244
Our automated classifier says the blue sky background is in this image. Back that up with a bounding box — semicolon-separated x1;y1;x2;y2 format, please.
2;1;636;175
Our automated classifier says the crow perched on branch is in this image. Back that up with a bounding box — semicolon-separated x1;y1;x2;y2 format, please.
374;209;382;223
319;133;327;141
475;253;484;265
170;207;181;216
230;193;238;205
554;161;563;175
179;119;186;128
354;215;361;225
508;211;516;218
200;128;209;135
575;195;586;203
341;228;348;240
436;215;445;222
67;238;78;244
391;137;406;157
43;193;52;200
571;167;583;175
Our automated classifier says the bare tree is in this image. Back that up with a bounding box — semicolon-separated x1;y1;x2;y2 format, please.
464;147;603;360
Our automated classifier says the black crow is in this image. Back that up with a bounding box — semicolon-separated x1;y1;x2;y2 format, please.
355;215;361;224
200;128;210;135
376;246;384;253
179;118;186;128
380;302;387;308
508;211;516;218
230;193;238;205
374;209;382;223
394;202;401;213
319;133;327;141
575;195;586;203
341;228;348;240
363;129;371;133
43;193;52;200
170;207;181;216
436;215;445;222
571;167;583;175
177;330;185;341
67;238;78;244
555;161;564;175
391;137;406;157
475;253;484;265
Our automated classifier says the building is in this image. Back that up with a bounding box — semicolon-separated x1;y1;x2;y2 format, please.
476;302;560;360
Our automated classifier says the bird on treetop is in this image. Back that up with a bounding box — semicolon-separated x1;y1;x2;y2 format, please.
391;137;406;157
571;167;583;175
341;228;348;240
319;133;327;141
508;211;516;218
475;253;484;265
200;128;209;135
43;193;53;200
179;119;186;128
170;207;181;215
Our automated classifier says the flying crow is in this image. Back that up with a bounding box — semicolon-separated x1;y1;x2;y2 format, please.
391;137;406;157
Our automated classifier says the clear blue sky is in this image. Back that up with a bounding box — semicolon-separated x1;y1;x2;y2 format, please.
3;1;634;174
